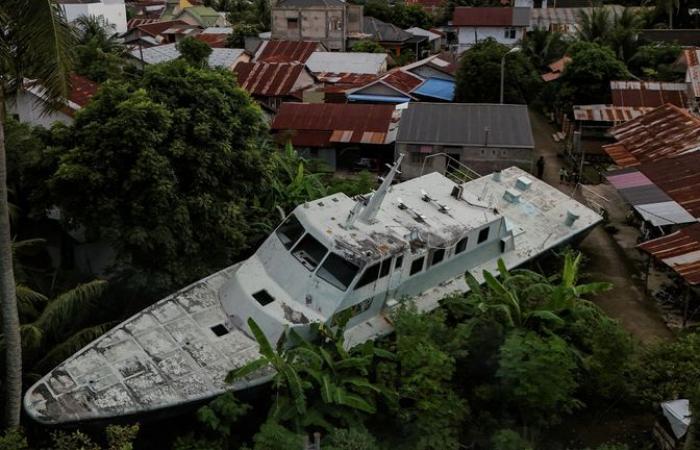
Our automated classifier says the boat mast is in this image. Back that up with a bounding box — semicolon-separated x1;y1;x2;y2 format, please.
358;154;404;225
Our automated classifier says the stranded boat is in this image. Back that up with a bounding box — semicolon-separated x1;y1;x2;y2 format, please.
24;157;601;424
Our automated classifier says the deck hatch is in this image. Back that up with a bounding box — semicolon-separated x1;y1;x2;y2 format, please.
210;324;229;337
252;289;275;306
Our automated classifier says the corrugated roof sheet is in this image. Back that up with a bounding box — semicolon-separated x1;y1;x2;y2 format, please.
603;104;700;167
412;77;455;101
381;70;424;94
530;5;625;26
234;62;306;96
452;7;530;27
637;152;700;218
68;73;99;108
397;103;534;148
306;52;387;75
610;80;688;108
573;104;653;123
271;103;398;147
256;40;320;63
276;0;345;6
127;18;160;30
136;20;190;37
193;33;228;48
130;43;246;67
638;224;700;285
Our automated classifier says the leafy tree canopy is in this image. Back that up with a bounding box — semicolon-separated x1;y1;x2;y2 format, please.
47;60;271;294
177;36;213;67
455;38;542;104
351;40;386;54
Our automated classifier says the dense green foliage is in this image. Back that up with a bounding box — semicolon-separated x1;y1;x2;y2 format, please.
357;0;433;30
177;36;213;67
455;38;542;104
351;40;386;54
73;15;126;82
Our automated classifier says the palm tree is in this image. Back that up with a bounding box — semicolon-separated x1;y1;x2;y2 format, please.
577;7;613;44
74;14;124;54
524;28;569;71
0;0;74;428
610;8;643;61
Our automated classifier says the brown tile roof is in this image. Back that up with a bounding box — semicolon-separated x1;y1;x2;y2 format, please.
603;104;700;167
234;62;306;96
194;33;228;48
137;20;190;37
638;223;700;285
256;40;320;63
610;80;689;108
68;73;99;108
271;103;397;147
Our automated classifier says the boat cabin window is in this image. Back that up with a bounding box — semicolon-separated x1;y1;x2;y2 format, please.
355;262;380;289
410;256;424;276
429;248;445;267
292;233;328;271
455;237;468;254
317;253;359;291
478;227;490;244
395;255;403;270
277;215;304;249
379;258;391;278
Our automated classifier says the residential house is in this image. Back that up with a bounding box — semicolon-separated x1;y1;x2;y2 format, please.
194;27;234;48
395;103;535;178
253;40;324;63
160;0;227;27
400;54;457;81
603;104;700;168
121;19;193;47
530;5;627;34
360;17;414;55
129;43;251;69
9;74;99;127
271;102;401;170
233;62;316;111
58;0;127;33
306;52;388;75
405;27;444;54
347;63;456;103
271;0;364;51
452;7;530;51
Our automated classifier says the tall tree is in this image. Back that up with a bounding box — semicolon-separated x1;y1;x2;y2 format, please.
0;0;74;428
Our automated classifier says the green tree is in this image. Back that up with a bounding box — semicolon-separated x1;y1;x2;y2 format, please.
177;36;213;67
48;60;270;295
324;427;380;450
73;15;125;82
351;40;386;54
0;0;74;428
578;7;614;44
523;28;569;71
609;8;644;61
628;42;683;80
226;23;262;48
455;38;542;104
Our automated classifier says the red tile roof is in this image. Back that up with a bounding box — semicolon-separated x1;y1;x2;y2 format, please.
256;40;320;63
68;73;99;108
271;103;396;147
234;62;307;97
638;223;700;285
452;7;514;27
603;104;700;167
137;20;190;37
194;33;228;48
611;80;689;108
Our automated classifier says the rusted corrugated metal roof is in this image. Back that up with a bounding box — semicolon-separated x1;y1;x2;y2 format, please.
573;104;653;123
381;70;424;94
610;80;688;108
639;223;700;285
136;20;190;38
234;62;306;96
541;56;571;82
603;104;700;167
315;73;379;86
256;40;319;63
271;103;398;147
193;33;228;48
637;152;700;218
452;7;530;27
683;48;700;98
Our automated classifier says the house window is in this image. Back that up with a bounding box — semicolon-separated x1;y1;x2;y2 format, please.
478;227;490;244
504;27;516;39
410;256;425;276
429;248;445;267
455;237;468;254
287;18;299;30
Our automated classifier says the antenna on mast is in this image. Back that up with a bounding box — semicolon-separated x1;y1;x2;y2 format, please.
358;154;404;224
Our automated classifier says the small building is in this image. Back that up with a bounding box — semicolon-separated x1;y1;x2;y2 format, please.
530;6;625;34
58;0;127;33
164;3;228;28
405;27;443;54
271;102;401;170
395;103;535;178
233;61;316;111
306;52;388;75
610;80;689;109
400;53;457;81
347;66;456;103
121;19;192;47
452;7;530;51
360;17;414;56
8;74;99;127
271;0;364;51
129;43;251;69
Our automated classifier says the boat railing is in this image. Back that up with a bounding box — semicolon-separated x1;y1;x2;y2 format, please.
419;152;481;185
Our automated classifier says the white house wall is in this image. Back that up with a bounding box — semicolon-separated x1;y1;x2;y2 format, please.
457;26;525;51
62;0;127;34
7;92;73;128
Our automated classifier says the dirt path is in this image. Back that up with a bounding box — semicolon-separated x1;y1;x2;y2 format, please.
528;110;672;343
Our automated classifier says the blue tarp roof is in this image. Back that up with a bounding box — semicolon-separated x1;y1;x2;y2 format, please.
347;94;412;103
412;77;455;101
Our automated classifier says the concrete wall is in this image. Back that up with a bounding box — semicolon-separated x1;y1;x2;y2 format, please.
62;0;127;33
271;5;356;51
457;26;525;51
7;92;73;128
396;142;533;179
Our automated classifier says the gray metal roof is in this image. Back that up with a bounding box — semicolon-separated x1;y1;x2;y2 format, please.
396;103;534;148
129;43;246;68
363;17;413;43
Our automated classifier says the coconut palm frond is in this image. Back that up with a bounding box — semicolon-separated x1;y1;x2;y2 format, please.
31;322;116;375
35;279;108;342
11;0;75;112
16;284;48;322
